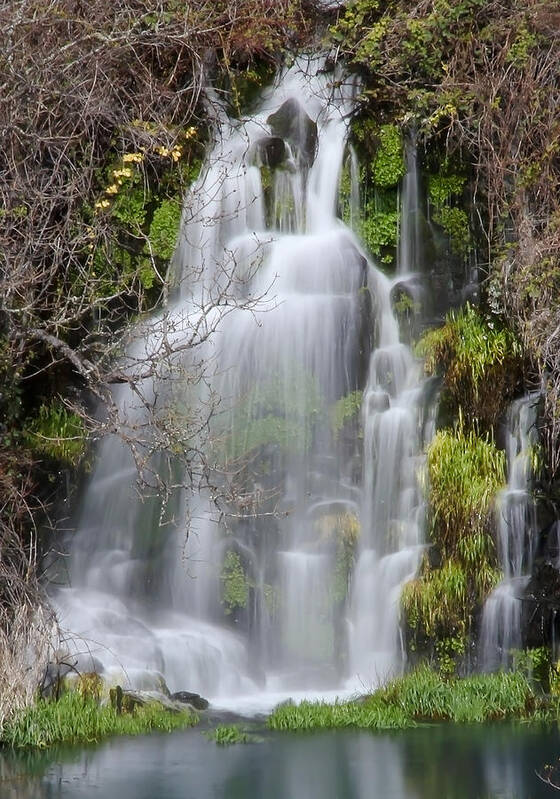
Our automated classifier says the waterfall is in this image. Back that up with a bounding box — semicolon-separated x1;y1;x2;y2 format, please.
480;395;539;670
397;132;421;277
53;57;434;707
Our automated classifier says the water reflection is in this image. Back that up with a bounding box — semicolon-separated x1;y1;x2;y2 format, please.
1;724;558;799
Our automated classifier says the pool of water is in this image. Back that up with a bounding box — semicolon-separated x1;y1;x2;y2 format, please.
1;722;559;798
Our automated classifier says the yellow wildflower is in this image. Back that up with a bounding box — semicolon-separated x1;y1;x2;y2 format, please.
105;184;119;195
123;152;143;164
112;167;133;179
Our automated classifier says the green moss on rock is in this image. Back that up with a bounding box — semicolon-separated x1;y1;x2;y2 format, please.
220;551;249;615
330;391;363;439
416;303;523;430
24;403;87;467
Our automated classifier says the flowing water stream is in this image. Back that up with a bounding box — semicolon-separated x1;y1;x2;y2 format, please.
480;395;539;669
54;57;436;710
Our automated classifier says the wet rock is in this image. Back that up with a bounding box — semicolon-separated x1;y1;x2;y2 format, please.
339;238;368;288
390;279;422;313
114;688;192;714
319;51;339;74
267;99;318;168
102;667;171;697
171;691;209;710
365;391;390;414
522;562;560;648
390;277;426;343
250;136;288;169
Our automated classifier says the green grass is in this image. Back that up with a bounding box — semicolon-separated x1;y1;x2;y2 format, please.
426;426;505;560
268;666;558;732
207;724;251;745
1;691;197;749
415;303;522;429
401;426;505;648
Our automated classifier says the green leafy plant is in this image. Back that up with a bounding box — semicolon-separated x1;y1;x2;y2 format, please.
427;174;467;207
371;124;406;188
148;198;182;261
359;209;398;258
24;403;87;467
329;391;363;439
208;724;251;745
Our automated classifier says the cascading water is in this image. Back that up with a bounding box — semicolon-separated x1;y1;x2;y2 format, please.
480;395;539;670
53;57;434;708
397;132;422;277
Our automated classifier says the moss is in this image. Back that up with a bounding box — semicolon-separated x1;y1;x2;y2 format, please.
329;391;363;439
24;403;87;467
350;115;379;158
220;551;249;615
416;303;523;430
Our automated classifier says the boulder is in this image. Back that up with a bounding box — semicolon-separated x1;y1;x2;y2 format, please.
365;391;390;414
267;99;318;168
250;136;288;169
171;691;209;710
110;688;194;715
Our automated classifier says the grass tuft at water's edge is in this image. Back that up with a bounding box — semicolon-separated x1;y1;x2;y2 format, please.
268;666;559;732
1;690;197;748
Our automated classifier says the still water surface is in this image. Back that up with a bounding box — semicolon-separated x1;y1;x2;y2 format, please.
1;723;559;799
